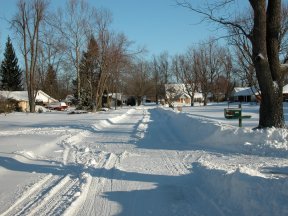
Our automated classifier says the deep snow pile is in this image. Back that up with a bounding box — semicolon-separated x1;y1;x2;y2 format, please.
162;106;288;156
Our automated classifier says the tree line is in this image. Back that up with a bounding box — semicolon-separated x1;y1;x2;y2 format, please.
0;0;288;128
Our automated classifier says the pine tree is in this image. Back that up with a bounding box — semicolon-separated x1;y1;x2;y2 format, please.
43;64;58;98
0;37;23;91
77;36;100;110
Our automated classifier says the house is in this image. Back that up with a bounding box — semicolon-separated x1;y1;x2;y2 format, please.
283;84;288;101
0;90;58;112
35;90;58;105
232;85;288;102
165;84;203;105
231;87;259;102
110;93;125;106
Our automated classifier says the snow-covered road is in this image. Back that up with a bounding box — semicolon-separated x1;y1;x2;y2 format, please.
0;105;287;216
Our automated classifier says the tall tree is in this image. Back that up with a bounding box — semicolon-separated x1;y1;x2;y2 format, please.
78;36;99;110
43;64;58;99
50;0;100;102
194;40;225;106
172;47;205;106
177;0;287;128
0;36;22;91
123;61;154;106
152;52;172;104
11;0;48;112
228;4;288;88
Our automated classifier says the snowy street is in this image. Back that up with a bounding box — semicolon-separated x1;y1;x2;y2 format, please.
0;104;288;216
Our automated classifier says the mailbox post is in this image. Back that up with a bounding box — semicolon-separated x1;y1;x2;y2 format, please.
238;104;242;127
224;103;251;127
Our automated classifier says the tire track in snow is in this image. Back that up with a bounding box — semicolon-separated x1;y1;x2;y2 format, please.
75;152;119;216
131;108;225;216
1;174;58;216
6;130;90;216
72;108;147;216
2;174;70;216
2;173;85;216
147;109;191;176
160;151;190;176
154;108;226;215
1;108;141;215
27;175;80;216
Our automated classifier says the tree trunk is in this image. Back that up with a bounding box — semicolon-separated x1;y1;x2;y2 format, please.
249;0;285;128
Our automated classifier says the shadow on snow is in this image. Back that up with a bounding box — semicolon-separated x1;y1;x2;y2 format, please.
0;156;287;216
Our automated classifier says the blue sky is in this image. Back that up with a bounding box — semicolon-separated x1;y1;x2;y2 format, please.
0;0;248;59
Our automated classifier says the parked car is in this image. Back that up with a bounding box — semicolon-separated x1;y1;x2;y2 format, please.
46;102;68;111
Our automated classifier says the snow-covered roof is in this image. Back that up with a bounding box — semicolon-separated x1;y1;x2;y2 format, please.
232;87;259;96
0;91;29;101
283;84;288;94
165;83;186;92
165;83;203;99
0;90;58;103
36;90;58;103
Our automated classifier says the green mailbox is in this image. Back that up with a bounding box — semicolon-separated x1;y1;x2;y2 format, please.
224;108;242;119
224;104;251;127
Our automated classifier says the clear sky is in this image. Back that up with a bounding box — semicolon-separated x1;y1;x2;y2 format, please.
0;0;249;59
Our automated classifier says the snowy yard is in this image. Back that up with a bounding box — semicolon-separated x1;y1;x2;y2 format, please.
0;103;287;216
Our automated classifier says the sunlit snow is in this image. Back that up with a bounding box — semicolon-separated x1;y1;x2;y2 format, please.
0;102;287;216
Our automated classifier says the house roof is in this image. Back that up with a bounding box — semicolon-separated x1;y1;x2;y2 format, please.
232;87;258;96
283;84;288;94
0;90;58;103
233;85;288;96
36;90;58;103
0;91;28;101
165;83;203;99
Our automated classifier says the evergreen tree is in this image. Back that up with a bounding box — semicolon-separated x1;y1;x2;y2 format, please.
77;36;99;110
0;37;23;91
43;64;58;98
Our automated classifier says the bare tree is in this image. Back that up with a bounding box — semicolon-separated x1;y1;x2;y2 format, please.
177;0;288;128
152;52;172;104
107;33;132;109
92;11;113;110
221;51;236;100
11;0;48;112
124;61;154;106
50;0;100;102
37;21;68;100
151;58;160;104
172;50;199;106
193;39;225;105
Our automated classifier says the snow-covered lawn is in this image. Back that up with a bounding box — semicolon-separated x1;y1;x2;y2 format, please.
0;103;287;216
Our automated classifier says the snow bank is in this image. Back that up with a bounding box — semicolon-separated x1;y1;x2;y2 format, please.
191;162;288;216
135;109;150;139
93;108;136;130
160;107;288;156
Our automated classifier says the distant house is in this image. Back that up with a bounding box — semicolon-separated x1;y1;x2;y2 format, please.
283;84;288;101
232;85;288;102
231;87;259;102
0;90;57;111
110;93;125;106
35;90;58;104
165;84;203;105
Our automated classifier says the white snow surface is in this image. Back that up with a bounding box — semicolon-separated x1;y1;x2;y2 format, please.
0;103;287;216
